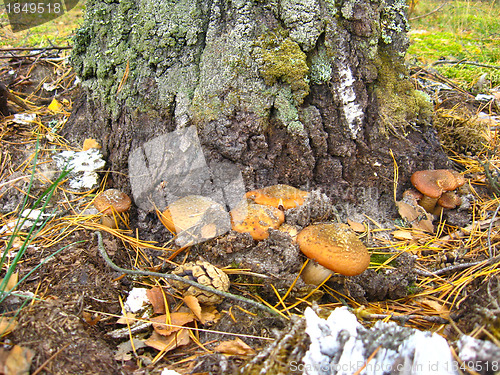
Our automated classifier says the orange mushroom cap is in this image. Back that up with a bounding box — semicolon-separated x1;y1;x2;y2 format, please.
160;195;226;234
230;201;285;240
245;184;309;210
296;223;370;276
94;189;132;215
410;169;465;199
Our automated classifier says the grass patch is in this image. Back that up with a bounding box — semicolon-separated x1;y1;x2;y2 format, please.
408;0;500;88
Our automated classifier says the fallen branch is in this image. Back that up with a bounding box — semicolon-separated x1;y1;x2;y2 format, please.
415;254;500;277
357;310;451;324
94;231;284;320
0;46;72;52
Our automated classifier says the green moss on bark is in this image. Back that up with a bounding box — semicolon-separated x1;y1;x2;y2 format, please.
373;55;432;137
253;30;310;105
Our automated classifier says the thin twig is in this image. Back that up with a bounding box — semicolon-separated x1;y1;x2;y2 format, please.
360;312;450;324
409;1;448;21
415;255;500;277
432;59;500;70
31;343;70;375
94;231;284;320
0;46;72;52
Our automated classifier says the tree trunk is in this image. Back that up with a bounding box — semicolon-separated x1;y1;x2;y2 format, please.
65;0;449;221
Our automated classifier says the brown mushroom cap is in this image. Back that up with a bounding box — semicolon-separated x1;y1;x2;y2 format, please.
437;191;462;209
160;195;226;234
245;184;309;210
296;223;370;276
94;189;132;215
230;201;285;240
410;169;465;199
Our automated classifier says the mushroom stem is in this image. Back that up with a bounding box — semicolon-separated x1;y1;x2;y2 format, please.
101;214;117;229
301;261;334;286
418;195;439;213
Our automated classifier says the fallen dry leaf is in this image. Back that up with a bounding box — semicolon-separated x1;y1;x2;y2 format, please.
214;338;256;356
1;345;35;375
391;230;413;241
0;316;17;337
416;298;450;319
147;287;167;315
396;201;434;233
117;312;136;325
347;219;365;233
114;339;146;361
0;272;18;292
151;312;195;336
82;138;101;151
200;305;221;325
183;295;202;321
82;311;101;326
144;329;191;352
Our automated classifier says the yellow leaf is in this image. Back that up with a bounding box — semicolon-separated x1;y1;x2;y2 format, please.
48;98;62;113
214;338;256;356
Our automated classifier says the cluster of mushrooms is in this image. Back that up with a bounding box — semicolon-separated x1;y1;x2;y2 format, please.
409;169;465;214
93;185;371;287
159;184;371;285
92;169;465;295
397;169;465;232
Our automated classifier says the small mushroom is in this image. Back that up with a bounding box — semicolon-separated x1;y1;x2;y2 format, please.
160;195;225;234
434;191;462;216
230;201;285;240
245;184;309;210
160;195;230;245
94;188;132;228
296;223;370;276
410;169;465;213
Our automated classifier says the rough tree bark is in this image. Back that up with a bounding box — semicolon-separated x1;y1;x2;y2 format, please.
65;0;449;221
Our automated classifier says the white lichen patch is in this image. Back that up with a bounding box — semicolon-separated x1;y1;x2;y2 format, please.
53;148;106;190
338;67;364;139
280;0;323;52
303;307;458;375
124;287;150;313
